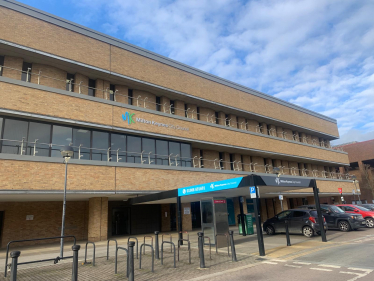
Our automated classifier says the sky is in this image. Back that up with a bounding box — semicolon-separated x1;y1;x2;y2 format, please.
18;0;374;145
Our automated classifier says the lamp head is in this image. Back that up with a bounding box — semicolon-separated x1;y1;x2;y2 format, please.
273;167;281;177
61;145;74;159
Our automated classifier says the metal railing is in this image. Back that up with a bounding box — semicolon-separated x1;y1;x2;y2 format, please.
83;242;96;266
0;64;341;151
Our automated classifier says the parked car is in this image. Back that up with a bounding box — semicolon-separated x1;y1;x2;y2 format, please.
299;204;365;231
359;204;374;211
337;204;374;228
263;209;327;238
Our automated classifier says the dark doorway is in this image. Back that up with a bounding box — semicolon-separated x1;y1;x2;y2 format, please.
0;212;3;245
170;204;177;231
112;208;130;236
289;198;295;209
191;201;201;229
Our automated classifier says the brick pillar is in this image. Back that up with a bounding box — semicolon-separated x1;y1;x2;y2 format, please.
268;125;277;137
266;199;275;218
260;199;268;222
237;117;246;130
247;119;259;132
260;123;268;135
186;104;198;119
160;96;170;113
115;84;129;104
161;204;171;232
217;112;226;126
3;56;23;80
74;73;89;95
174;100;185;117
88;197;108;242
228;114;238;128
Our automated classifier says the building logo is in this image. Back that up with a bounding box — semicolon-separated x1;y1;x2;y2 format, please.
275;178;280;185
122;112;135;125
183;189;186;194
210;184;215;189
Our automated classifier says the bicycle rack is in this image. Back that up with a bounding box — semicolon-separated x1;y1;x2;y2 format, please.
162;234;173;253
161;241;176;268
107;239;118;260
177;239;191;264
215;233;230;257
203;236;212;260
143;236;153;254
139;244;154;272
127;237;139;259
115;246;129;277
83;242;95;266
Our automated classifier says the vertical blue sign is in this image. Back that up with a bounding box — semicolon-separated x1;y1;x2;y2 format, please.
249;186;256;198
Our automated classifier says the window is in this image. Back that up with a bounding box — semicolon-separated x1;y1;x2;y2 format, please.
292;211;306;218
156;97;161;111
156;140;168;165
169;142;181;166
127;136;141;163
225;114;229;126
66;73;74;91
0;56;4;76
230;153;234;170
0;117;3;140
128;89;133;105
51;125;72;157
27;122;51;157
277;210;292;219
21;62;32;82
181;143;192;167
1;119;28;154
185;104;188;118
92;131;109;161
215;112;219;124
73;128;91;160
219;152;224;169
111;133;126;162
142;138;155;164
197;107;200;120
110;84;115;101
170;100;175;114
88;79;96;97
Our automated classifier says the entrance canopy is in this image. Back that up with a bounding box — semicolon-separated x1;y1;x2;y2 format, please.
129;174;315;205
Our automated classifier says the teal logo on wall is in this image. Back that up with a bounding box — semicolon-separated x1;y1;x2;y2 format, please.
122;112;135;124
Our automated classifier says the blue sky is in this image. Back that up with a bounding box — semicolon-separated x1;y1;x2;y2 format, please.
18;0;374;145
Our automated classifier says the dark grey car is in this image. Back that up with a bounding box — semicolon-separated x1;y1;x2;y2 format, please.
263;209;327;238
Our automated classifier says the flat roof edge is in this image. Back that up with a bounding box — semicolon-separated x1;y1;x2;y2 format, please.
2;0;337;124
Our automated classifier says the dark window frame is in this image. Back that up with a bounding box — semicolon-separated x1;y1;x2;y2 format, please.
128;89;133;105
21;62;32;82
88;79;96;97
66;73;75;91
0;56;4;76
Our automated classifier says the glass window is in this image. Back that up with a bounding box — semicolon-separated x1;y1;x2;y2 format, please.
88;79;96;97
197;107;200;120
181;143;191;167
73;128;91;160
201;201;213;223
66;73;74;91
27;122;51;157
156;140;168;165
343;206;355;211
1;119;28;154
215;112;219;124
277;210;292;219
169;142;181;166
111;133;126;162
21;62;32;82
292;211;306;218
51;125;72;157
110;84;115;101
156;97;161;111
142;138;155;165
170;100;175;114
127;136;141;163
128;89;133;105
0;56;4;76
92;131;109;161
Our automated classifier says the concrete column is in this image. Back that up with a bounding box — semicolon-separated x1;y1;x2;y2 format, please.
174;100;185;117
161;204;171;232
88;197;108;242
3;56;23;80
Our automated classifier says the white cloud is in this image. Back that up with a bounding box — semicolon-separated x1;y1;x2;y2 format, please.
68;0;374;143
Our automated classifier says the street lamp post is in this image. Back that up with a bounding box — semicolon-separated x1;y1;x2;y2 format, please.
352;175;360;202
60;145;74;258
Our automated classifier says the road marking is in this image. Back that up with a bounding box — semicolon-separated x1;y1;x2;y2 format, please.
319;264;341;268
293;262;311;265
271;259;287;262
310;268;333;271
339;271;366;281
347;267;373;273
262;261;278;264
285;264;302;268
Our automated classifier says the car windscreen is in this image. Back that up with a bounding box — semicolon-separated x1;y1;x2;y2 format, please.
356;206;370;211
330;205;345;213
310;211;318;217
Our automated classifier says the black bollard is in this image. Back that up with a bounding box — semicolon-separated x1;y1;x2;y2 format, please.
72;245;80;281
197;232;206;268
154;231;160;260
128;241;135;281
229;231;237;262
10;251;21;281
285;220;291;246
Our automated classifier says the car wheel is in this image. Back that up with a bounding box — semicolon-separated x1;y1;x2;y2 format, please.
338;221;351;232
365;218;374;228
265;225;275;235
303;226;314;238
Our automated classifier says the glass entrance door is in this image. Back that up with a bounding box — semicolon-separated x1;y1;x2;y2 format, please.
201;199;215;244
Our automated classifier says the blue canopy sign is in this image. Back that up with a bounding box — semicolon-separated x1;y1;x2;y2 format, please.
178;177;243;197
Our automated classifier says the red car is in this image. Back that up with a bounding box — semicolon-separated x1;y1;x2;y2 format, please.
337;204;374;228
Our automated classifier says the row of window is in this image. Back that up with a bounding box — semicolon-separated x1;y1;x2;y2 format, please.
0;116;192;166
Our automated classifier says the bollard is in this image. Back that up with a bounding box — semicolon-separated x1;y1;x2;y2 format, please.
228;231;237;262
128;242;135;281
10;251;21;281
154;231;160;260
72;245;80;281
285;220;291;246
197;232;206;268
